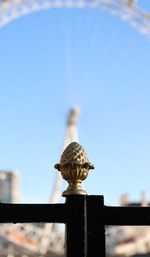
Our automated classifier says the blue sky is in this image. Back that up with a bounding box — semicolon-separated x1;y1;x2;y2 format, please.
0;3;150;205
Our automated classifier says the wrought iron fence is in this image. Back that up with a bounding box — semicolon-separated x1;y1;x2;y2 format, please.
1;142;150;257
1;195;150;257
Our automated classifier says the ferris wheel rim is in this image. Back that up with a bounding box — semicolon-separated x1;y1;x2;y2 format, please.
0;0;150;38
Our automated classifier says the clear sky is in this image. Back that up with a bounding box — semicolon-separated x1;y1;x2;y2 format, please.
0;2;150;205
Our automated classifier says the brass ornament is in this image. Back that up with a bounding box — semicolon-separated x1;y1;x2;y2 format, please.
54;142;94;196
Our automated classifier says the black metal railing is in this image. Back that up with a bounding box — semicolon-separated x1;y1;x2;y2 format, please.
1;194;150;257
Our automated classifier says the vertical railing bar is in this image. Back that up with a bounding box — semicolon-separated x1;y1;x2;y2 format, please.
87;195;105;257
65;195;87;257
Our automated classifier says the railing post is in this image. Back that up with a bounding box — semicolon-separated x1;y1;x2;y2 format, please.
55;142;94;257
65;195;87;257
87;195;105;257
54;142;95;257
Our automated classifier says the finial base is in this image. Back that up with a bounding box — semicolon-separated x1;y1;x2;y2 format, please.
62;188;87;196
62;180;87;196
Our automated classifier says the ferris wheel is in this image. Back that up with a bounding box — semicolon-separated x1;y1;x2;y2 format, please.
0;1;149;256
0;0;150;36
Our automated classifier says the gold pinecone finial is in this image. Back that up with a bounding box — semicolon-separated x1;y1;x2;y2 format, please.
54;142;94;196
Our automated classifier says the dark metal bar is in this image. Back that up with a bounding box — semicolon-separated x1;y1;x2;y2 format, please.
87;195;105;257
104;206;150;225
0;203;67;223
65;195;87;257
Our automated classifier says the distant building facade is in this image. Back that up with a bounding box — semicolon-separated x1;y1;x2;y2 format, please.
0;171;19;203
120;192;149;207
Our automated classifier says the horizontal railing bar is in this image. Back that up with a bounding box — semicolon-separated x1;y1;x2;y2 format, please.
104;206;150;225
0;204;67;223
1;202;150;226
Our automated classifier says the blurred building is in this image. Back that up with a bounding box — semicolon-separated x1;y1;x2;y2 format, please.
107;192;150;257
120;192;149;207
0;171;19;203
